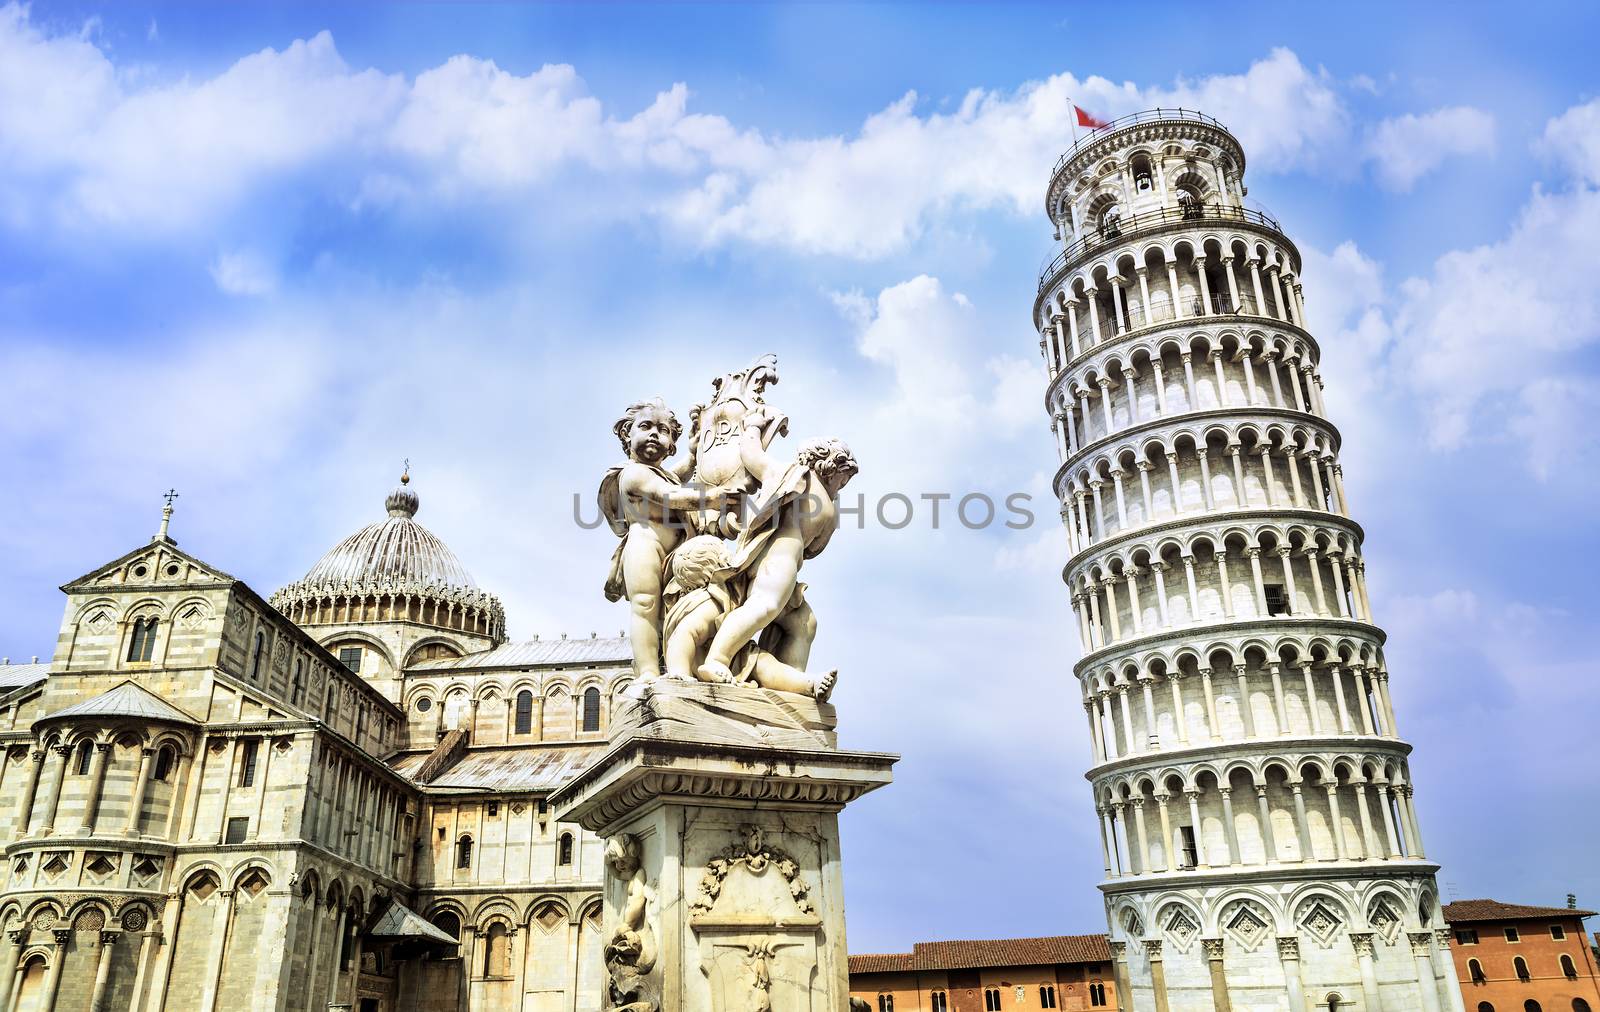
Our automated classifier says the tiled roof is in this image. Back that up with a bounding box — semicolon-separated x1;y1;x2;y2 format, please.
389;742;605;792
408;636;630;671
848;935;1111;975
0;663;48;694
43;681;198;725
1445;899;1596;922
368;899;458;945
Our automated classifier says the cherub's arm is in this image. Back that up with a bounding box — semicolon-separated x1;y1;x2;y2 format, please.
737;416;776;484
669;406;703;483
620;462;731;510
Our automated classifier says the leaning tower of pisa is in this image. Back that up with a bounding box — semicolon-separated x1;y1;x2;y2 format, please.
1033;110;1464;1012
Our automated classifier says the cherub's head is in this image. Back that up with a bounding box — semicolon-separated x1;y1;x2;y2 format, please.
797;438;859;496
614;398;683;464
665;535;732;595
605;834;641;878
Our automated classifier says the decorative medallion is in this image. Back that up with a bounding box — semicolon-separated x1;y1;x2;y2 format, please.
1223;901;1271;951
1368;899;1401;944
121;909;148;932
690;825;812;917
1161;906;1199;953
1297;898;1344;948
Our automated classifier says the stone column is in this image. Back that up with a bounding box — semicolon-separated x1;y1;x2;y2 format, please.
1269;663;1289;734
1434;929;1468;1012
1248;258;1267;317
1096;807;1115;877
89;930;120;1011
1066;300;1083;358
549;681;894;1012
1255;787;1277;862
127;924;158;1012
1199;667;1220;740
1352;932;1383;1011
145;891;183;1012
1145;939;1171;1012
1110;941;1132;1012
199;889;237;1012
1221;256;1241;310
1278;937;1308;1012
1185;791;1207;868
1403;932;1445;1012
1290;784;1312;861
0;930;21;1012
1136;268;1153;325
1233;664;1253;736
124;747;155;836
1377;785;1403;857
1194;256;1212;313
1181;353;1198;410
40;929;69;1010
38;746;69;835
1168;672;1187;744
1155;794;1175;872
1325;784;1348;861
1218;788;1240;865
1203;938;1233;1012
1131;799;1152;874
81;742;112;835
1247;549;1268;615
15;750;45;835
1353;780;1378;859
1300;663;1323;735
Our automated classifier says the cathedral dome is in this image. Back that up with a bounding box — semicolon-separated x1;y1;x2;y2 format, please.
302;477;477;590
270;475;506;642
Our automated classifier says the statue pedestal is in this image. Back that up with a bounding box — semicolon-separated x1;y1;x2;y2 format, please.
551;680;896;1011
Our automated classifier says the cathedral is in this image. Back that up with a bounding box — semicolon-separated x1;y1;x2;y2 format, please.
0;476;628;1011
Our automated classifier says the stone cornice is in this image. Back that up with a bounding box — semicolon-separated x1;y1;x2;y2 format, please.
1071;615;1387;679
1096;859;1441;896
1085;733;1415;784
1062;505;1366;581
1047;119;1245;217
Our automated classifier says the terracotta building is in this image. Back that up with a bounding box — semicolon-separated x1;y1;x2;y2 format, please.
849;935;1115;1011
1445;899;1600;1012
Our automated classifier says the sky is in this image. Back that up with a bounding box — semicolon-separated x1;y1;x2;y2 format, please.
3;0;1600;954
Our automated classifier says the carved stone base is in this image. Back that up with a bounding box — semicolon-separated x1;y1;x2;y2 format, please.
553;681;896;1011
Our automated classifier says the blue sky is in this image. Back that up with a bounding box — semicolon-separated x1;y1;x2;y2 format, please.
4;1;1600;952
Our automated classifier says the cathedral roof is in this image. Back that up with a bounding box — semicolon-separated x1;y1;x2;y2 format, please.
42;680;199;725
368;899;459;945
0;662;48;696
388;743;605;792
407;635;630;671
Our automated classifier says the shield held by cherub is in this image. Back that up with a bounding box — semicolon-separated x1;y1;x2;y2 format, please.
692;354;787;498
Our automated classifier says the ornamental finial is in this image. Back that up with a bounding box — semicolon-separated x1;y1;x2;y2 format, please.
156;489;179;542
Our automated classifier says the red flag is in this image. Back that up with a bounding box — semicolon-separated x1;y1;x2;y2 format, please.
1075;105;1110;130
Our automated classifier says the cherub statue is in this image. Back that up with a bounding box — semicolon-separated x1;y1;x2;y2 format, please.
698;418;858;686
604;834;657;1011
600;398;736;681
661;535;836;700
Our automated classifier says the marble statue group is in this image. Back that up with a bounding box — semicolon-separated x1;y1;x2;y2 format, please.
599;355;856;702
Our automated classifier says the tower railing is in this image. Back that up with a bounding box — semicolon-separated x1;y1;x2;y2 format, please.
1038;202;1285;294
1050;108;1230;178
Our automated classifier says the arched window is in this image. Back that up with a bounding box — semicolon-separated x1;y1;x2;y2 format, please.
1040;984;1058;1008
291;660;304;705
1526;1003;1544;1012
484;923;510;977
1328;998;1341;1012
1574;1000;1591;1012
1089;981;1108;1006
930;992;948;1012
74;741;93;775
1515;956;1531;981
1561;954;1578;979
250;631;265;681
558;833;573;866
153;744;176;782
1477;1004;1495;1012
326;685;338;722
515;691;534;735
456;835;473;869
238;739;259;787
431;911;460;939
877;995;893;1012
582;687;601;732
984;988;1002;1012
1097;202;1122;237
126;616;159;662
1470;959;1487;983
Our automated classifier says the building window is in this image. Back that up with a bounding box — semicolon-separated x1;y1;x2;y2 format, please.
456;835;473;869
1178;825;1199;868
1514;956;1531;981
877;995;894;1012
538;798;548;815
1457;928;1480;945
432;912;460;939
582;687;601;732
238;739;259;787
1505;926;1521;943
291;660;304;705
1551;924;1567;941
983;988;1002;1011
339;646;362;673
484;923;510;977
1469;959;1487;983
930;992;948;1012
250;631;265;680
153;745;176;782
558;833;574;866
515;690;534;734
1041;984;1058;1008
1264;584;1290;615
1526;1003;1543;1012
225;817;248;844
127;617;159;662
74;741;93;775
1478;1003;1496;1012
416;696;432;712
487;802;499;818
1090;982;1108;1007
1561;954;1578;979
1574;1000;1591;1012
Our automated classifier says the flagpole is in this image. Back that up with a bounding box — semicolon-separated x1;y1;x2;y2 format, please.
1069;97;1080;146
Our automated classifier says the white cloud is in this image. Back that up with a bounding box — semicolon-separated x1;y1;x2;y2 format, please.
209;249;278;296
1364;106;1495;190
1541;96;1600;185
